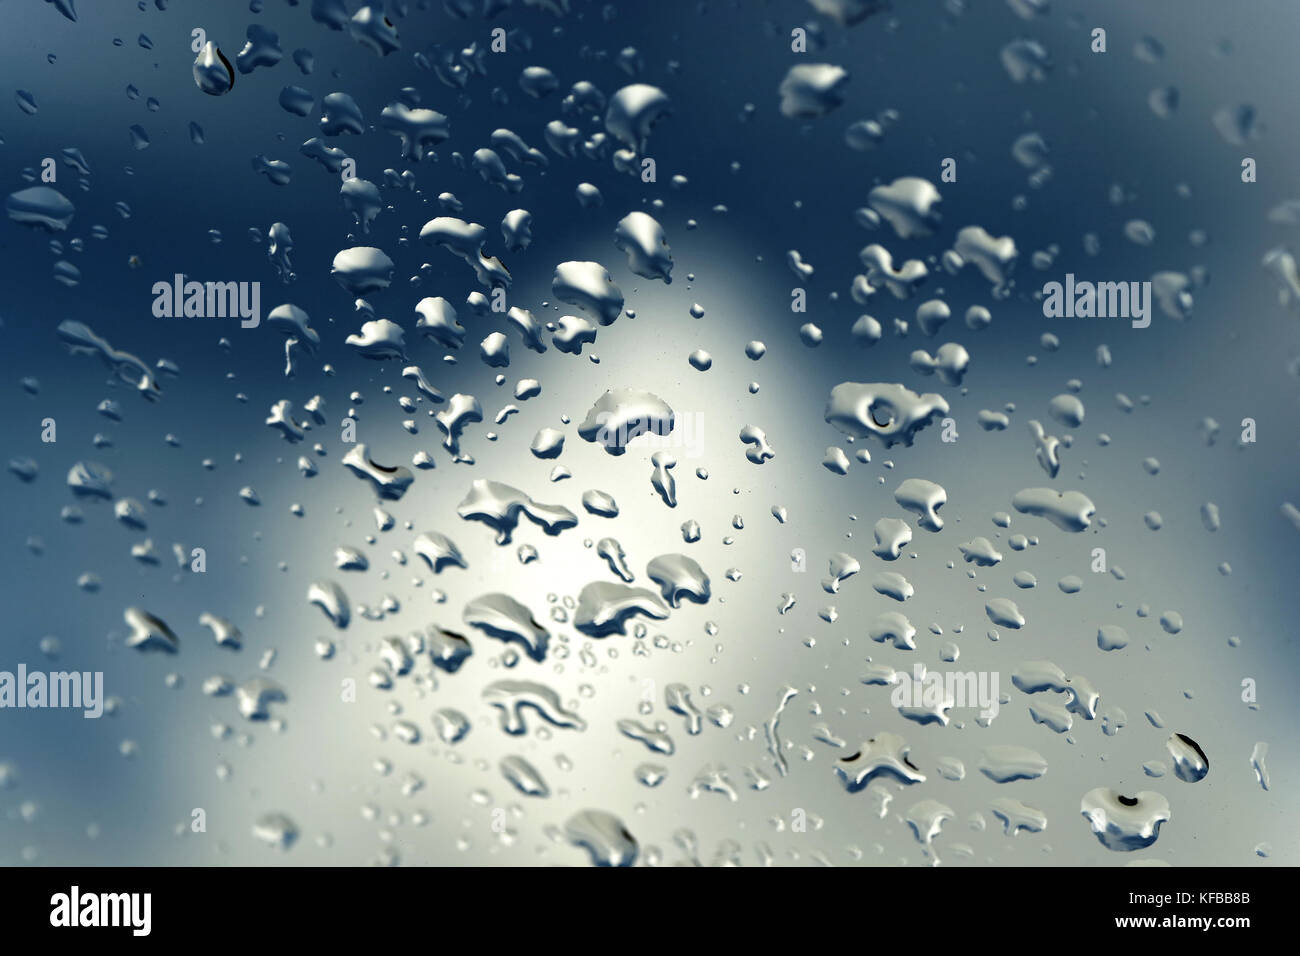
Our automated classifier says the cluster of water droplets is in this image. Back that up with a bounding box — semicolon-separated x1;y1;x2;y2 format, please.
1;0;1285;868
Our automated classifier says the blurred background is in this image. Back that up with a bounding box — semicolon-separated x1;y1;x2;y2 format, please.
0;0;1295;865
